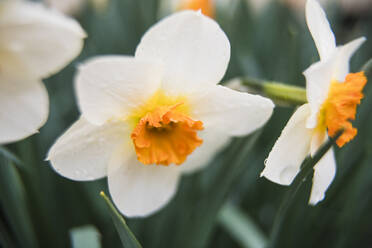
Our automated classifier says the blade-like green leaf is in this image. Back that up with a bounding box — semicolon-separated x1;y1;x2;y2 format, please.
0;146;23;168
100;191;142;248
0;151;38;248
218;203;267;248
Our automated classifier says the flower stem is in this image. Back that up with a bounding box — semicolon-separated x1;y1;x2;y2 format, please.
267;129;344;248
228;77;307;106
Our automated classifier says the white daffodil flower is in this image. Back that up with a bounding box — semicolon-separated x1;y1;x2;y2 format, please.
48;11;274;217
261;0;367;205
0;0;86;144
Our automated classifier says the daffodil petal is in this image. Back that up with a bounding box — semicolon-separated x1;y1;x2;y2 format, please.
75;56;163;125
191;85;274;136
261;104;313;185
305;0;336;61
304;37;366;129
0;76;48;144
135;10;230;91
47;117;128;181
107;145;180;217
180;129;230;174
310;130;327;156
303;58;334;129
333;37;366;82
0;1;86;78
309;148;336;205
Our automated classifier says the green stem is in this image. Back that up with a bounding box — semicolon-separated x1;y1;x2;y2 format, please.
233;77;307;106
100;192;142;248
267;130;344;248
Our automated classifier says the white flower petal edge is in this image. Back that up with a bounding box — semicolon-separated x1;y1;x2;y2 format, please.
180;128;231;174
261;104;313;185
310;130;326;156
332;37;366;82
305;0;336;61
75;56;163;125
0;76;48;144
191;85;274;136
0;1;86;79
309;148;336;205
135;11;230;93
304;37;366;129
108;144;181;217
47;117;128;181
303;58;334;129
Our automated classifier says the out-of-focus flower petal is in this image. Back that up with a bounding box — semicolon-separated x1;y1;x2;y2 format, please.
47;117;128;181
309;148;336;205
261;104;313;185
75;56;163;125
0;1;86;78
135;11;230;92
107;145;180;217
0;76;48;144
305;0;336;60
191;85;274;136
44;0;86;16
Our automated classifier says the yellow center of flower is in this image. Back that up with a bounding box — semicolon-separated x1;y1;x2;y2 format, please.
179;0;214;18
129;91;204;166
316;72;367;147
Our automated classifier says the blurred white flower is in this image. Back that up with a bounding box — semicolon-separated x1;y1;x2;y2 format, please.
48;11;274;217
44;0;86;16
261;0;367;205
0;0;86;144
44;0;109;16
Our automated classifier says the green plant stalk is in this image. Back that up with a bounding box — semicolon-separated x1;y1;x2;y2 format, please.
100;191;142;248
237;77;307;106
267;130;344;248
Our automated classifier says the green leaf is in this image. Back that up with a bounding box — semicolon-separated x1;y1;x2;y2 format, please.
0;146;23;168
0;151;38;248
70;225;101;248
100;191;142;248
218;203;267;248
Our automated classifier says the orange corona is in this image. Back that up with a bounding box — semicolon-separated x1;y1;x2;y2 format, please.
317;72;367;147
179;0;214;18
129;92;203;165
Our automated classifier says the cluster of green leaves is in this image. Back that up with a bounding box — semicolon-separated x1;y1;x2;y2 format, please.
1;0;371;247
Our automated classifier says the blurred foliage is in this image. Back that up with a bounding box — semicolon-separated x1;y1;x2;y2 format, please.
1;0;372;247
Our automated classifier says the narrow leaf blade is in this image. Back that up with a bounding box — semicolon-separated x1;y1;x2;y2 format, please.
100;192;142;248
